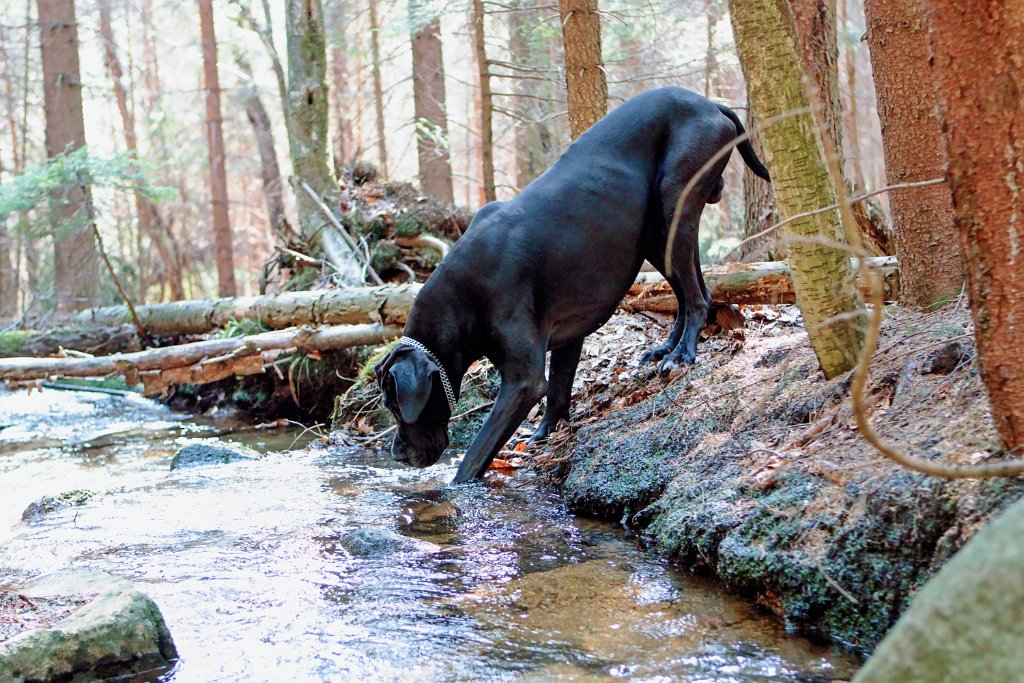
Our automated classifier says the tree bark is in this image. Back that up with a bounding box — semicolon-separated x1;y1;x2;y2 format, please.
368;0;389;177
197;0;237;297
98;2;185;301
558;0;607;140
285;0;362;284
471;0;496;203
863;0;964;309
922;0;1024;451
409;0;454;204
730;0;865;378
37;0;100;312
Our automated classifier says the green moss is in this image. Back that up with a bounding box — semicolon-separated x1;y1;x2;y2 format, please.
0;330;32;356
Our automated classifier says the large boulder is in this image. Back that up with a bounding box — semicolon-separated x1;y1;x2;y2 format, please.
854;496;1024;682
0;569;178;682
169;442;259;471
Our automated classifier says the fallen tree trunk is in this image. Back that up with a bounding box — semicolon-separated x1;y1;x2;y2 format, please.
9;258;900;358
623;256;899;313
0;324;400;394
62;284;421;336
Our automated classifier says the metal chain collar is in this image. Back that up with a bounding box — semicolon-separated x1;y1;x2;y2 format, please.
398;336;457;413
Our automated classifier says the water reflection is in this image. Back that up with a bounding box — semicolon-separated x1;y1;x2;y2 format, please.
0;388;857;681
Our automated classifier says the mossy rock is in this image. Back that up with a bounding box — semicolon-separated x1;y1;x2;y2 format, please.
0;570;177;681
22;490;98;523
854;496;1024;682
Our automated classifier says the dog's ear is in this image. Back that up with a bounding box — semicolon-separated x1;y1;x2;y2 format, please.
389;356;436;424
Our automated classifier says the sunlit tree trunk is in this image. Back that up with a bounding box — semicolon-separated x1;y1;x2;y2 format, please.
243;83;289;244
471;0;496;202
98;2;185;301
37;0;100;312
409;0;454;204
0;24;22;317
730;0;864;378
923;0;1024;451
838;0;865;189
285;0;362;285
368;0;389;177
330;45;353;172
197;0;237;297
558;0;607;140
507;2;558;190
863;0;963;309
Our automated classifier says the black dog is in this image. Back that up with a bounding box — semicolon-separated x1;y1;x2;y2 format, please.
375;87;770;483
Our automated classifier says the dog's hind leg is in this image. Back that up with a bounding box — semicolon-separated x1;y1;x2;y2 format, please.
529;338;584;444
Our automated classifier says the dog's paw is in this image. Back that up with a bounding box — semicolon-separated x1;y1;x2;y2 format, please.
640;346;670;366
657;352;696;377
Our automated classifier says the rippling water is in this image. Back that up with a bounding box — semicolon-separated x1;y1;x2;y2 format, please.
0;388;857;681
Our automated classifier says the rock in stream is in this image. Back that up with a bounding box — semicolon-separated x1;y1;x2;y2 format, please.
0;569;177;682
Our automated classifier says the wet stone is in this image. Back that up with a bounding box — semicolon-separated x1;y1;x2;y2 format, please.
338;527;441;558
0;569;177;682
169;442;259;471
21;490;97;524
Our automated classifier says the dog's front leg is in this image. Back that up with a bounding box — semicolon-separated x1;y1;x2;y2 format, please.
452;354;547;483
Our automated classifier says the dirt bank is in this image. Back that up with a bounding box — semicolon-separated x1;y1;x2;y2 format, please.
533;303;1023;655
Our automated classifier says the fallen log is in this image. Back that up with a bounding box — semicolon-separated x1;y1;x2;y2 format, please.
12;258;900;358
61;284;421;336
0;324;400;390
622;256;900;313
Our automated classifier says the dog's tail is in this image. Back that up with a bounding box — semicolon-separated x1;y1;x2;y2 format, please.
716;103;771;182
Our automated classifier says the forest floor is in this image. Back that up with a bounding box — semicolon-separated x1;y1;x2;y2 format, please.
337;299;1024;655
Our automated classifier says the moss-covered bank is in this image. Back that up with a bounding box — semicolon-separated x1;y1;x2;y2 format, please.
549;306;1023;655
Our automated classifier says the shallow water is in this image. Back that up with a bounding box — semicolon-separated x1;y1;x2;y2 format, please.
0;388;858;682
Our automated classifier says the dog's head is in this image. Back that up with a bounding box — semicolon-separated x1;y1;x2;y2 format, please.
374;344;451;468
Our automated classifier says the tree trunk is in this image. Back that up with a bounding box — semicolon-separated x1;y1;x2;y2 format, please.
98;2;185;302
471;0;496;203
0;323;399;389
330;45;353;172
368;0;389;177
197;0;237;297
922;0;1024;451
37;0;100;312
242;83;289;244
791;0;890;256
626;256;899;311
507;0;559;190
839;0;865;189
558;0;607;140
730;0;864;378
740;106;780;261
285;0;362;284
409;0;454;204
63;284;421;336
863;0;964;309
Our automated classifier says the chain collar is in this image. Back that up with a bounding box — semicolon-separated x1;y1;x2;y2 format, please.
398;336;457;413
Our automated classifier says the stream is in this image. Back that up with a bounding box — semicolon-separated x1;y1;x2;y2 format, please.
0;388;857;682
